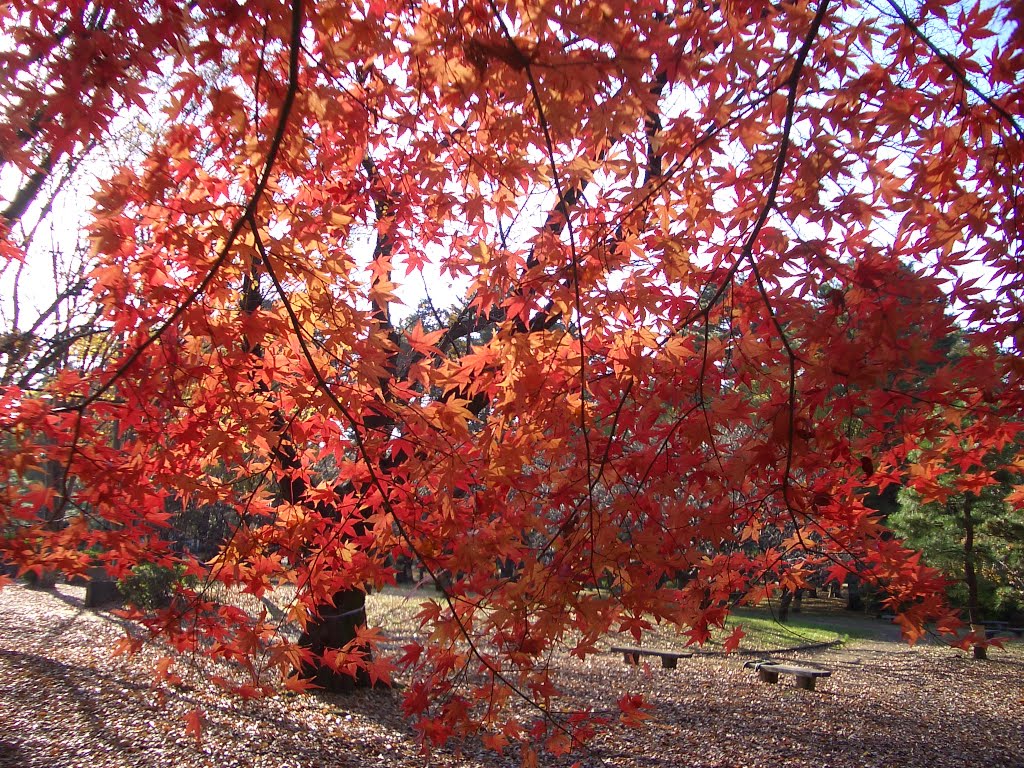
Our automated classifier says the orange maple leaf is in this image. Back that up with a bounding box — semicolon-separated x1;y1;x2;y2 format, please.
722;625;746;653
183;708;204;746
282;674;320;694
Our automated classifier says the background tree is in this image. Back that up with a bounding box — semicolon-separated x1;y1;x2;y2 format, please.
1;0;1023;756
893;429;1024;656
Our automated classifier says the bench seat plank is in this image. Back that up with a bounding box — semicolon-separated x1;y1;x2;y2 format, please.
759;663;831;677
747;660;831;690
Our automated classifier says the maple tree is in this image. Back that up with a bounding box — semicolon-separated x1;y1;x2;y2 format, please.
2;0;1023;756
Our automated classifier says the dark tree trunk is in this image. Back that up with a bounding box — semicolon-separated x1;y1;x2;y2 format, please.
779;588;793;622
962;494;986;660
497;557;515;580
395;556;414;584
292;163;413;690
240;267;381;693
845;573;863;612
299;588;373;691
23;569;57;589
793;588;804;614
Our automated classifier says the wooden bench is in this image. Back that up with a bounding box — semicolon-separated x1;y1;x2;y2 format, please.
610;646;693;669
984;625;1024;639
744;659;831;690
981;620;1010;639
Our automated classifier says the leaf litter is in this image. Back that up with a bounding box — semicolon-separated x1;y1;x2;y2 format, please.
0;584;1022;768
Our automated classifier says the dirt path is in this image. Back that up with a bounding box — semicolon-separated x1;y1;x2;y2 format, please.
1;584;1022;768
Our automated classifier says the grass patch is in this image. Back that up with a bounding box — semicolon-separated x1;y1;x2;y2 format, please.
716;611;845;651
366;586;849;654
632;611;845;654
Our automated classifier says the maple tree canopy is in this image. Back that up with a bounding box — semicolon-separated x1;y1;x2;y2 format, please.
1;0;1023;755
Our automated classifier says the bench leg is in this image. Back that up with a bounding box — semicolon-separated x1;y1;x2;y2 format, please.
85;580;120;608
662;656;677;669
795;676;816;691
758;668;779;684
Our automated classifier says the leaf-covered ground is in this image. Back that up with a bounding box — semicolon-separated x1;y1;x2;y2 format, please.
1;583;1022;768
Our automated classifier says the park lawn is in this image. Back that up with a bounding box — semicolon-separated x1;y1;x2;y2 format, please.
364;585;848;654
713;611;845;650
630;607;846;654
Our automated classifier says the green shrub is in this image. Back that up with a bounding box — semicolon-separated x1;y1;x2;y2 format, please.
117;563;193;609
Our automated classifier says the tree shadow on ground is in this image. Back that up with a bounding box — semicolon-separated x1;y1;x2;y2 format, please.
562;647;1024;768
0;649;156;763
0;737;30;768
